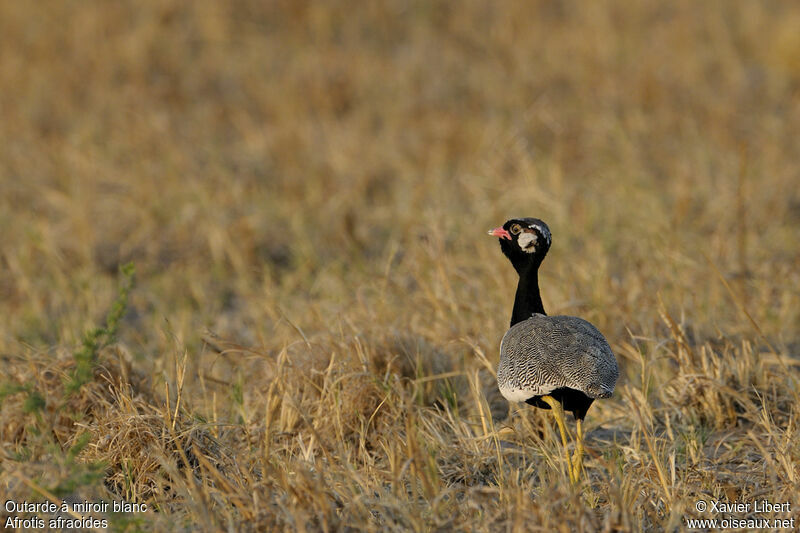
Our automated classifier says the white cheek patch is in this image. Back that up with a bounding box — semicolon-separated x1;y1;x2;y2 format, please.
517;231;538;253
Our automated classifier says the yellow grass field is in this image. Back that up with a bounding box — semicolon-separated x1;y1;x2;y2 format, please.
2;1;799;531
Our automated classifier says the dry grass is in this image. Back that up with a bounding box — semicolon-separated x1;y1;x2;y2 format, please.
1;1;800;531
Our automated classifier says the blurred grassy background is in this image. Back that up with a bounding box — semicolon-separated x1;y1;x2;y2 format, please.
1;0;799;530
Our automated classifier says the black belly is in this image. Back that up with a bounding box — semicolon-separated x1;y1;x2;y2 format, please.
525;387;594;420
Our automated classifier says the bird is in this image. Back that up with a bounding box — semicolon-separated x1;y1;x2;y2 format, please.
488;217;619;484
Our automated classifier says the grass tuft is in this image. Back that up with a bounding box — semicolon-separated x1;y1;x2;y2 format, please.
66;263;135;395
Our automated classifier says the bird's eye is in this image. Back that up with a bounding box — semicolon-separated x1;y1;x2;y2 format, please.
510;223;522;235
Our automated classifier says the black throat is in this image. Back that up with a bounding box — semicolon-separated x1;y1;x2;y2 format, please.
510;261;546;327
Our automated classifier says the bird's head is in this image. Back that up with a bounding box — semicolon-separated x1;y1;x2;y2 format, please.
488;217;552;273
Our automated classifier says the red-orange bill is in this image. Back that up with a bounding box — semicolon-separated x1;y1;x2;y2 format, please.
488;227;511;240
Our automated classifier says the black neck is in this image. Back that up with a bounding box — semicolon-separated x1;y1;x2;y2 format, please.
510;263;546;327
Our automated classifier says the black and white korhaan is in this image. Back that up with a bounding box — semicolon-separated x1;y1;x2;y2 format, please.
488;217;619;484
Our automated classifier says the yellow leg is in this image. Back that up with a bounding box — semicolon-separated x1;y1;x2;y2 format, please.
541;395;576;484
572;418;584;480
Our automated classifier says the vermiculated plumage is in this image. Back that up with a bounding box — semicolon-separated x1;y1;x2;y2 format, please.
497;314;618;420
